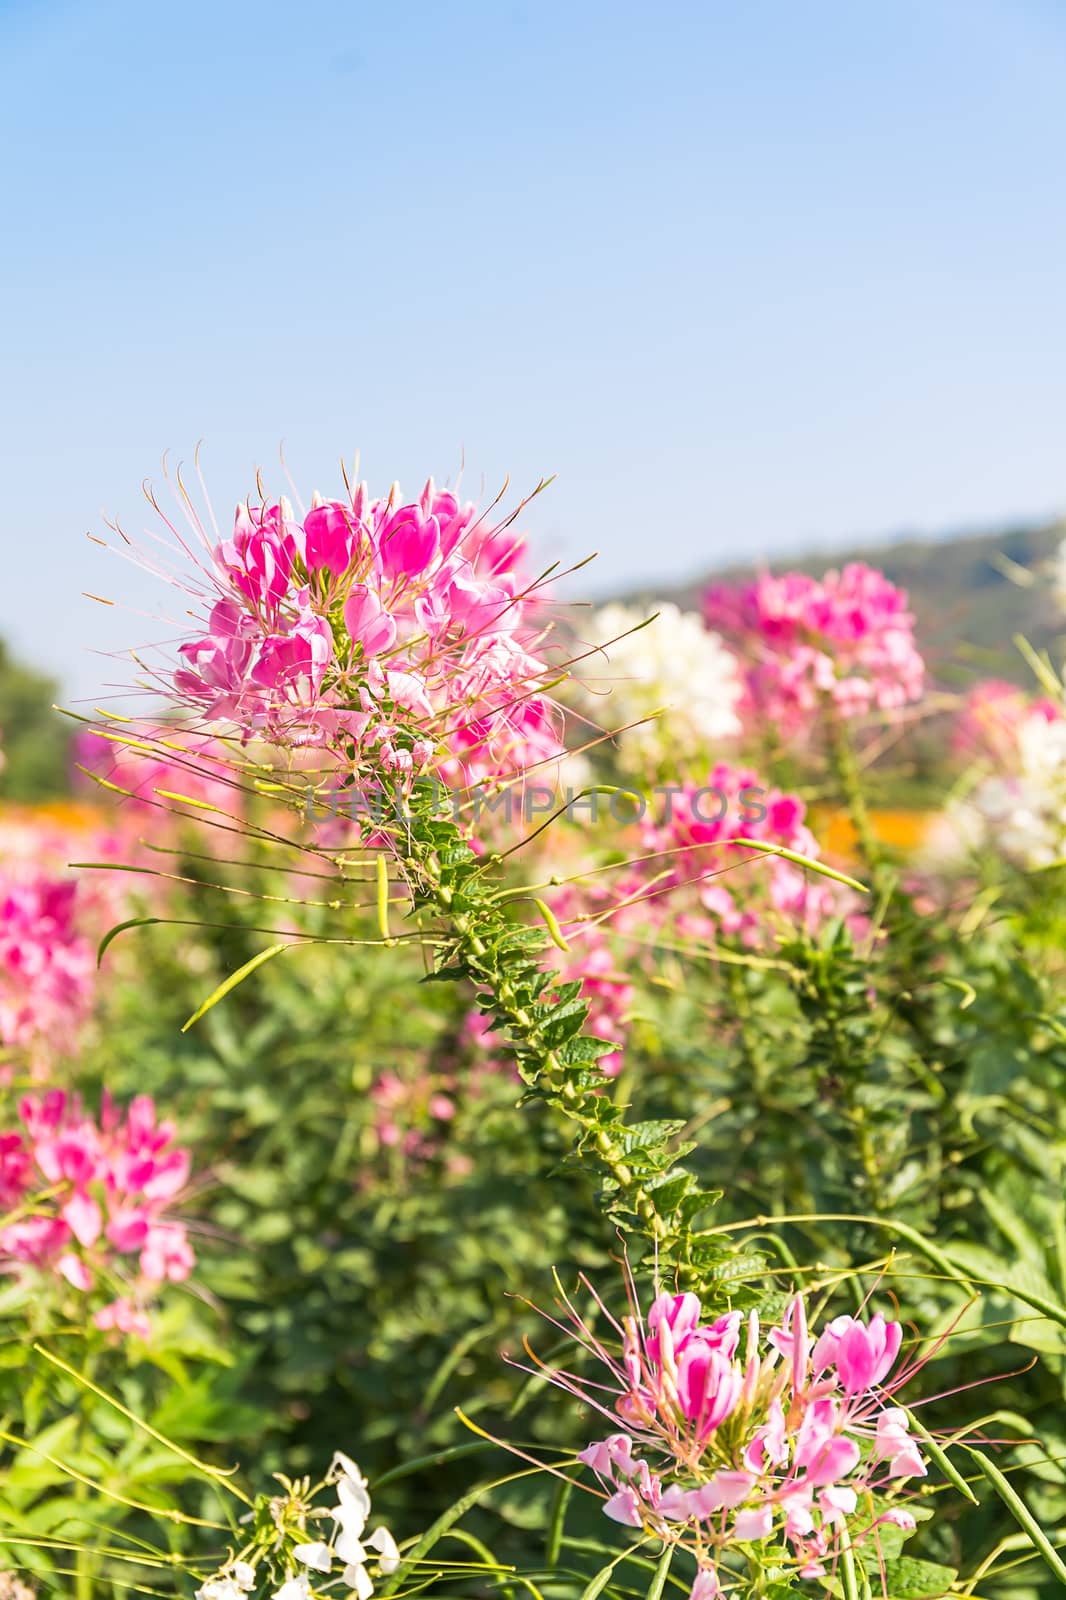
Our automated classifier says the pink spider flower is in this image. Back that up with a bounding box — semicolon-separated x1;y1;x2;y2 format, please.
114;468;566;805
0;1091;196;1337
0;871;94;1063
704;564;925;737
631;764;845;946
517;1267;956;1599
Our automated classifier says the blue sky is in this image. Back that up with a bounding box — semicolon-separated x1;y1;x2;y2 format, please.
1;0;1065;701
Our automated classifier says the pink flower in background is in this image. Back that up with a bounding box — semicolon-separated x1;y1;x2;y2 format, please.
704;564;925;735
632;763;843;944
524;1269;934;1598
0;1091;196;1337
73;724;237;821
0;872;94;1060
952;679;1062;766
368;1069;457;1165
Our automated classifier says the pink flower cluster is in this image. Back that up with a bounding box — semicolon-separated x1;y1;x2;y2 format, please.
166;478;563;788
0;872;94;1061
633;764;842;944
537;1275;929;1597
703;565;924;735
0;1091;195;1338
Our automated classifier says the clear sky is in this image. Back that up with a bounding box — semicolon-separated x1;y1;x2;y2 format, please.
2;0;1065;701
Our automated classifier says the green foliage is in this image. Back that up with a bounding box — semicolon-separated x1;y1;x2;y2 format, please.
0;641;69;801
5;672;1066;1594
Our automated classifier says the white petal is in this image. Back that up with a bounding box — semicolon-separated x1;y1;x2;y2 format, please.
332;1451;366;1484
367;1526;400;1575
337;1476;372;1529
293;1541;333;1573
344;1563;375;1600
335;1528;367;1565
233;1565;257;1593
272;1581;310;1600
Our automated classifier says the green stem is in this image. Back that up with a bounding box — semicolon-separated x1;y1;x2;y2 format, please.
348;772;721;1270
443;900;667;1240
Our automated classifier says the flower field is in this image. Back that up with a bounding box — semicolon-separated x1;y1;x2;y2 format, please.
0;465;1065;1600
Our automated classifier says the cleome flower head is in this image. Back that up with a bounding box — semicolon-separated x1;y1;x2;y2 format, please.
126;469;567;796
525;1269;941;1597
703;564;924;736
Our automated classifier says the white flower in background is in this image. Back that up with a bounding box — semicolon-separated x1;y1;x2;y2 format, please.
971;709;1066;865
214;1453;395;1600
569;603;742;770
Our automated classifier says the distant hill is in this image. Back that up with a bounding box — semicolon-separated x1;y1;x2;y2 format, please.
615;520;1066;685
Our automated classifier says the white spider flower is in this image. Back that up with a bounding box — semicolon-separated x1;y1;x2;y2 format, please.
196;1568;257;1600
340;1522;401;1595
331;1451;373;1558
569;603;742;771
971;710;1066;865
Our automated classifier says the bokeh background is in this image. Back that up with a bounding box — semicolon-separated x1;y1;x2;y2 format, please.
1;0;1064;719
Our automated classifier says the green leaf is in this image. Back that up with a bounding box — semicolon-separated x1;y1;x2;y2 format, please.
646;1541;674;1600
881;1557;958;1597
556;1036;619;1064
